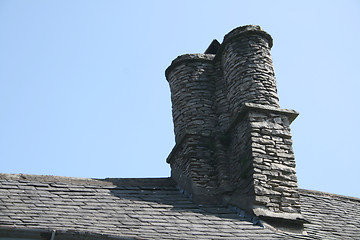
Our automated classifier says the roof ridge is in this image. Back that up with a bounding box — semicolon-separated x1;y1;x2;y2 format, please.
299;188;360;202
0;173;174;188
0;173;92;180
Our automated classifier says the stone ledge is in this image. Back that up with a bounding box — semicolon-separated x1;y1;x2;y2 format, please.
253;207;309;235
253;207;306;222
226;103;299;135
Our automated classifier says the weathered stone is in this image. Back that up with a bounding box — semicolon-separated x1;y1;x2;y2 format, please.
280;206;297;213
253;137;275;145
273;186;292;193
272;130;292;138
271;163;296;173
276;152;295;159
253;158;263;164
262;170;279;177
251;121;284;130
255;195;270;203
255;186;281;196
251;142;266;150
253;173;267;181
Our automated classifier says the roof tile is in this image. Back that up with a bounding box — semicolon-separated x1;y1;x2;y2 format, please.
1;174;359;239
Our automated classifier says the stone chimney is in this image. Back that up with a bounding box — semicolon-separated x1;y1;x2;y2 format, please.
165;25;306;232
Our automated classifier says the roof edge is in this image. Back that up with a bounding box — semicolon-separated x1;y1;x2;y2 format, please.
0;226;132;240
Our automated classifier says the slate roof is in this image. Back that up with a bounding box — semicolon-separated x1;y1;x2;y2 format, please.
0;174;359;239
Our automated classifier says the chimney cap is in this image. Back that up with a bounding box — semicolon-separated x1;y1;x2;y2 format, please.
223;25;273;48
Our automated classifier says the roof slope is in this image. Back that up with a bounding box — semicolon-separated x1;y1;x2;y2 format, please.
300;189;360;239
0;174;359;239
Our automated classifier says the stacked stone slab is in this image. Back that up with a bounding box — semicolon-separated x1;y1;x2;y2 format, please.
165;25;305;232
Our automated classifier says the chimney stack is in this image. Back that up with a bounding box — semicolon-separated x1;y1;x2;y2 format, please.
166;25;306;232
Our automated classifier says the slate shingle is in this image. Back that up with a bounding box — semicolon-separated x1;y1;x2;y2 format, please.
0;174;359;239
299;189;360;240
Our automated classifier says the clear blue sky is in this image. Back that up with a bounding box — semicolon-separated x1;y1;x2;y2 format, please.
1;1;359;198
